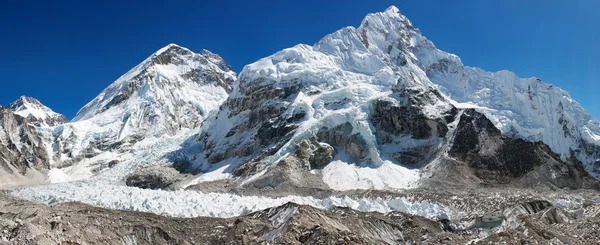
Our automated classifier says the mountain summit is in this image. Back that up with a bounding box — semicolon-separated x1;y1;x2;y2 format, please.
74;43;234;122
9;96;68;127
43;44;235;177
191;5;600;192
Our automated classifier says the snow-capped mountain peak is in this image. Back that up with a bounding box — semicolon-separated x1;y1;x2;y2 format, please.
45;44;236;174
315;5;600;175
8;96;68;127
195;5;600;192
73;43;235;121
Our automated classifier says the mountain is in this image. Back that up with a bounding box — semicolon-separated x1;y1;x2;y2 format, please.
6;191;600;244
0;107;49;186
188;6;600;192
8;96;68;127
45;44;235;176
0;44;235;183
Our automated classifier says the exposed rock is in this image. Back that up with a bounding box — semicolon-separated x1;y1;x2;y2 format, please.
4;190;600;244
294;139;335;170
372;87;455;141
0;107;49;176
0;192;465;244
40;44;235;173
309;143;335;169
202;80;304;165
8;96;68;127
317;122;369;161
125;164;183;190
448;109;600;190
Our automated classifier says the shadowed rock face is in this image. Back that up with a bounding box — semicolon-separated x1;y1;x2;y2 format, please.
125;165;183;190
449;109;600;189
372;87;457;141
316;122;369;161
202;80;305;165
0;107;49;176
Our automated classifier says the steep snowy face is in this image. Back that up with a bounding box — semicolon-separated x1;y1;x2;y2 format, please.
408;23;600;175
74;44;234;122
194;6;458;191
0;107;49;179
49;44;235;173
193;5;600;191
317;6;600;174
8;96;68;127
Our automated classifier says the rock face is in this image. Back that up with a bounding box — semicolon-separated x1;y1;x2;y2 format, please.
8;96;68;127
417;29;600;175
447;109;599;189
0;107;49;176
124;164;183;190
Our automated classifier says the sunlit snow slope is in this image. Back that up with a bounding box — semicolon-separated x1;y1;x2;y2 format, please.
43;44;235;178
196;6;600;192
9;96;68;127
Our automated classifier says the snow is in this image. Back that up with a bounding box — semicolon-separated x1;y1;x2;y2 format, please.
34;43;234;174
47;168;72;183
12;182;449;219
227;4;600;182
322;160;419;191
204;5;464;191
8;96;66;127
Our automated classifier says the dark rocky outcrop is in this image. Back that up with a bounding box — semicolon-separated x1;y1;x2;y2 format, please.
449;109;600;190
316;122;369;161
294;139;335;170
372;87;455;142
124;165;182;190
0;193;464;244
369;87;457;167
203;81;305;165
372;99;446;140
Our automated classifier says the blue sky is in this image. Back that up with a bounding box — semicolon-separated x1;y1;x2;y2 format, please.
1;0;599;119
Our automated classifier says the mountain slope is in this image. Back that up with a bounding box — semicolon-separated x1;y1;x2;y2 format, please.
8;96;68;127
412;25;600;176
0;107;49;186
44;44;235;177
185;6;600;192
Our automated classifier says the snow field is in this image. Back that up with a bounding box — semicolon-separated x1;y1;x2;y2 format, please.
12;181;449;220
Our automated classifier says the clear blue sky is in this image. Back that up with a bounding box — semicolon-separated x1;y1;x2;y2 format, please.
1;0;599;120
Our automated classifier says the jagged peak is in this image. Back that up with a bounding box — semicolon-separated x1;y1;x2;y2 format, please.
358;5;412;30
8;95;67;127
200;49;235;73
385;5;400;15
10;95;50;113
73;44;235;121
11;95;41;105
153;43;192;56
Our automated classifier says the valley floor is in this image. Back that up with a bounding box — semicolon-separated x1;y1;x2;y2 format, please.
2;188;600;244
